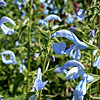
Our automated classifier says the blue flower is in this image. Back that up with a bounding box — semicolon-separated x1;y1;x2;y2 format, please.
0;50;17;65
40;0;45;3
93;53;100;69
22;0;28;5
73;78;86;100
34;53;40;59
88;30;95;39
65;14;75;24
51;30;88;60
32;4;36;10
50;6;58;14
21;10;26;19
33;68;48;91
54;60;85;73
18;64;26;73
43;14;62;22
38;20;48;29
0;0;6;8
39;14;61;29
15;41;19;46
76;9;86;17
29;95;36;100
0;16;16;35
13;0;20;4
73;75;94;100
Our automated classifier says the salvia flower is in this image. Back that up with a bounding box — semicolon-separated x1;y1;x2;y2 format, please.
29;95;36;100
93;53;100;69
15;41;19;46
0;97;3;100
0;16;16;35
0;50;17;65
13;0;20;5
72;75;94;100
33;68;48;91
65;14;75;24
51;30;88;60
50;6;58;14
76;9;86;16
0;0;6;8
54;60;85;73
34;53;40;60
75;9;86;21
88;30;95;39
21;10;26;19
18;64;26;73
72;78;86;100
32;4;36;10
39;14;61;29
43;14;62;22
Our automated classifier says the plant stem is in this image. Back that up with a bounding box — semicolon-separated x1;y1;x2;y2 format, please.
27;0;32;92
96;14;100;95
39;90;42;100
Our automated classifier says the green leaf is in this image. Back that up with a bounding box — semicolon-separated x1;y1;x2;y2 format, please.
4;94;26;100
12;73;24;95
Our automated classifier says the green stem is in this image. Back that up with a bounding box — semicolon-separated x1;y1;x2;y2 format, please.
27;0;32;92
96;14;100;95
39;90;42;100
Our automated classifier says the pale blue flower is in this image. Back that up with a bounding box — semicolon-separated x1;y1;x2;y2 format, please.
0;0;6;8
40;0;45;3
51;30;88;60
29;95;50;100
21;10;26;19
32;4;36;10
51;55;55;62
65;66;85;80
50;7;58;14
13;0;20;4
88;30;95;39
52;25;59;29
64;0;67;5
29;95;36;100
0;97;3;100
93;53;100;69
54;60;86;80
43;9;49;15
38;20;48;29
0;16;16;35
39;15;61;29
18;64;26;73
22;0;28;5
0;50;17;65
54;60;85;73
65;14;75;24
73;75;94;100
76;9;86;17
43;14;62;22
70;27;77;32
15;41;19;46
34;53;39;59
33;68;48;91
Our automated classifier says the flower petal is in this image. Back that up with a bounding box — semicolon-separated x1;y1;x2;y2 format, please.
0;16;16;26
43;14;62;22
54;60;85;73
52;42;66;55
74;78;86;96
51;30;75;42
0;24;14;35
